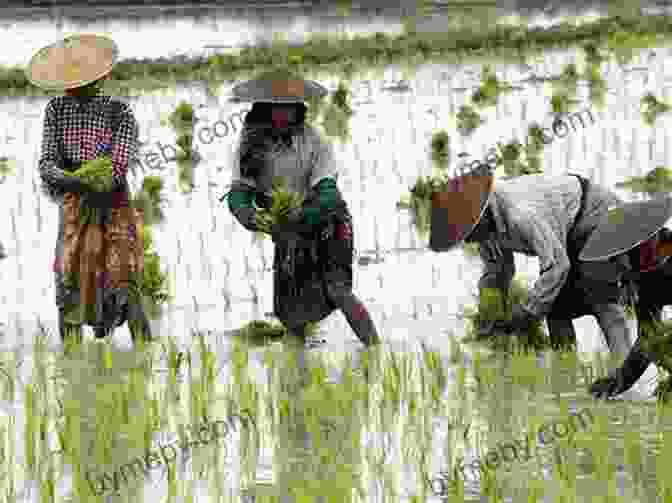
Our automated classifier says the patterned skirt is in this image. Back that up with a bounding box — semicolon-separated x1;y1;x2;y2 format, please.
273;213;355;328
54;195;146;329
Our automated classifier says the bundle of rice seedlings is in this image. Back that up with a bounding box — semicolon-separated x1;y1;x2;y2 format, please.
254;177;305;236
168;101;196;132
63;155;114;225
637;320;672;402
130;175;166;226
238;319;319;344
320;103;352;143
463;242;481;257
331;81;353;116
461;276;551;352
470;65;512;109
137;226;171;319
641;93;671;127
456;105;484;136
616;166;672;196
176;133;196;161
430;130;450;168
0;156;14;183
397;174;448;238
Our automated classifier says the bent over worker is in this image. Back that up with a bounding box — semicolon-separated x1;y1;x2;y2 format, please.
430;171;632;359
582;197;672;398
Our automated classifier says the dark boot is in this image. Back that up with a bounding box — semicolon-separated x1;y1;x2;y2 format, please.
327;287;380;347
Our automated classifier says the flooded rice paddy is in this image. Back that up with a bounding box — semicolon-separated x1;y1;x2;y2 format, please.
1;2;672;502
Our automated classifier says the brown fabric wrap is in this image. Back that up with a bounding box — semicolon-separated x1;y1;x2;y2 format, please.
61;192;144;322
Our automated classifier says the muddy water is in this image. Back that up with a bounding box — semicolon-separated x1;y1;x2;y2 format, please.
0;4;671;502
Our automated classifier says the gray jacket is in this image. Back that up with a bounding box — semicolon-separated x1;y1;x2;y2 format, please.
478;174;621;318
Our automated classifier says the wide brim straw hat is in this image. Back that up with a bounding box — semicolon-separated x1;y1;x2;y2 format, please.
579;196;672;261
429;173;495;252
25;34;118;91
229;69;327;104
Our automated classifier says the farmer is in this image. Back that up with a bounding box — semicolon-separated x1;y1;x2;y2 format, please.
29;34;152;344
581;197;672;398
223;71;380;348
430;168;632;358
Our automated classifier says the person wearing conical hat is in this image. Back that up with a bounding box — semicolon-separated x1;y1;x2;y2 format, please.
27;34;152;345
579;197;672;398
222;69;380;348
431;168;632;359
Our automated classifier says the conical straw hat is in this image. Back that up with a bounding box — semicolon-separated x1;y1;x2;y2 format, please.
230;69;327;103
579;196;672;261
25;34;118;91
429;173;494;252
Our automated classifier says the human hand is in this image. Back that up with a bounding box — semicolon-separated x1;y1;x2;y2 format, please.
589;372;627;399
492;303;537;334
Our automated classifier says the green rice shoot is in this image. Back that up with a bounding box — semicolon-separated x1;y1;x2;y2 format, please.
461;276;555;352
254;177;305;236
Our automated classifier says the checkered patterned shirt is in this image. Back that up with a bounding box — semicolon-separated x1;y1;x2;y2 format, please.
38;95;139;204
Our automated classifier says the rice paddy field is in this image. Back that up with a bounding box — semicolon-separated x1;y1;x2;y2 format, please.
4;1;672;501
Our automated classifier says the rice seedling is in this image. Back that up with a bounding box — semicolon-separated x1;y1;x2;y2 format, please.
641;92;672;127
332;81;353;116
616;166;672;197
429;130;450;169
130;175;166;226
397;172;459;238
176;132;196;161
254;176;305;236
62;156;114;225
168;101;196;133
549;63;581;116
463;242;481;257
471;65;514;109
581;45;610;109
319;102;352;143
461;276;553;352
485;139;543;178
0;157;15;184
456;105;484;136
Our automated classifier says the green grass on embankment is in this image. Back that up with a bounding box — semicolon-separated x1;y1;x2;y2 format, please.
5;14;672;97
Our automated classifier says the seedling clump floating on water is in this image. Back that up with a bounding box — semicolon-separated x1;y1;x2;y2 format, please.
456;105;483;136
471;65;513;109
641;93;671;126
168;101;196;131
430;130;450;169
616;166;672;196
